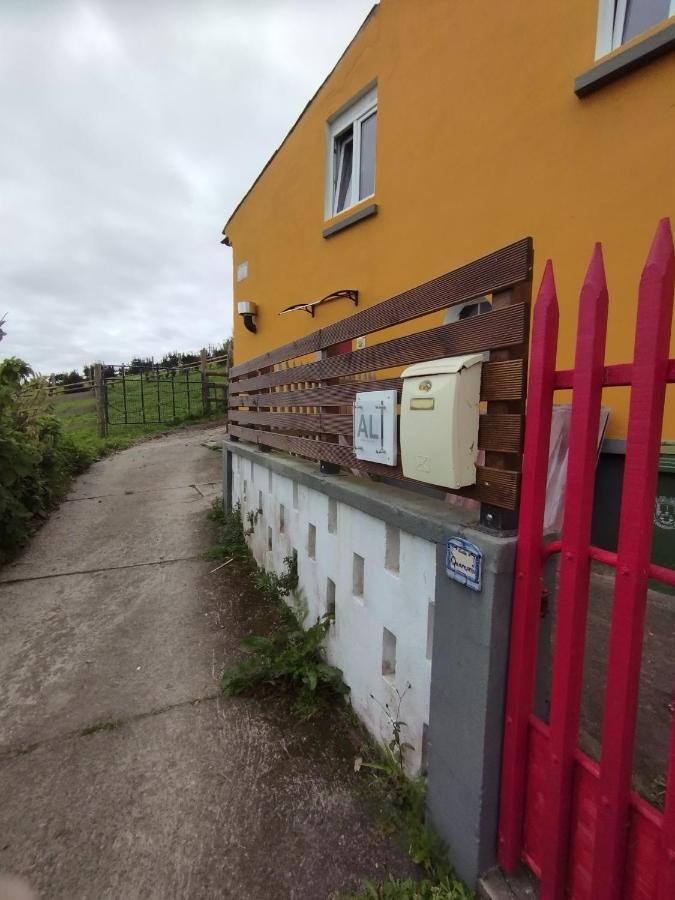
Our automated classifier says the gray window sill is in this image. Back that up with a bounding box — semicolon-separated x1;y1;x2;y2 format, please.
575;21;675;97
322;202;378;239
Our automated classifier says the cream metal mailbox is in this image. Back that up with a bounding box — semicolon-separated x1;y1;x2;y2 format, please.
400;353;483;489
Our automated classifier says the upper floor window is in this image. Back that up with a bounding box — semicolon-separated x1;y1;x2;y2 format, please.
326;86;377;218
596;0;674;57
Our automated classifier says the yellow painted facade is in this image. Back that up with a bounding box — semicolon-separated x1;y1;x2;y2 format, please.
223;0;675;439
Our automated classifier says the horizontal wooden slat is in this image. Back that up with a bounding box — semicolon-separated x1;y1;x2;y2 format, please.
233;359;525;407
230;237;533;378
235;379;401;408
228;424;520;509
229;410;523;454
478;414;524;453
230;304;528;395
480;359;526;401
230;410;353;434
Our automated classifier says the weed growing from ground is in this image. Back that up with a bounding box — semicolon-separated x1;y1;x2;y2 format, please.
340;873;473;899
207;500;253;562
352;687;472;898
214;505;349;719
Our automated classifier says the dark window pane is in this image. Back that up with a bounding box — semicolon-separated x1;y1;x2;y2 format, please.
623;0;670;42
334;128;353;214
359;111;377;200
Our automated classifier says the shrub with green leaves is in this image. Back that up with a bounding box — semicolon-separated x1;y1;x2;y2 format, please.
0;357;95;563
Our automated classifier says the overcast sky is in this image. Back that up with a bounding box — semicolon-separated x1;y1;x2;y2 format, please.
0;0;375;374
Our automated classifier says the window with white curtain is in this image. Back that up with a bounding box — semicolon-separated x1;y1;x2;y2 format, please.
326;86;377;218
596;0;674;57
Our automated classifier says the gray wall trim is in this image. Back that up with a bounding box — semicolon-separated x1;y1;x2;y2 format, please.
223;438;489;550
575;22;675;97
322;202;378;238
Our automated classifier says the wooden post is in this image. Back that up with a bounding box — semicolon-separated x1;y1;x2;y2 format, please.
200;348;210;415
94;363;107;437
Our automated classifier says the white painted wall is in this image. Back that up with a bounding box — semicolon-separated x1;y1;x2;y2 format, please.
231;452;436;773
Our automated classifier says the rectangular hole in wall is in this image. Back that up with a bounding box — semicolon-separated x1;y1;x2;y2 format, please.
426;603;435;661
279;503;285;533
328;497;337;534
267;526;273;551
352;553;364;597
268;469;273;493
293;481;299;509
326;578;336;621
243;480;248;502
421;722;429;775
250;459;255;481
308;523;316;560
382;627;396;678
258;490;263;512
385;524;400;574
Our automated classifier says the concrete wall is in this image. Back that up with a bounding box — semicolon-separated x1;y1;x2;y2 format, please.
224;440;518;885
231;447;436;773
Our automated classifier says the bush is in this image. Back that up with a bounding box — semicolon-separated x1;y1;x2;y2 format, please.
0;357;94;563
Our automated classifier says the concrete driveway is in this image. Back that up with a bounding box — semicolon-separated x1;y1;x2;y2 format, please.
0;426;409;899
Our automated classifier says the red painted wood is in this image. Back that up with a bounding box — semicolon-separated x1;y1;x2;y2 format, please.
591;219;675;897
541;245;609;899
524;719;664;900
553;358;675;389
498;261;559;869
657;707;675;899
540;541;675;588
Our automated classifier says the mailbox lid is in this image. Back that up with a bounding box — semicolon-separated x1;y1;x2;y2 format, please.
401;353;483;379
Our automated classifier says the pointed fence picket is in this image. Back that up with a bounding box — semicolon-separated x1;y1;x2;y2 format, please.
498;219;675;899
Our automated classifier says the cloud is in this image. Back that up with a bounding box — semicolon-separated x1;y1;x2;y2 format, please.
0;0;375;373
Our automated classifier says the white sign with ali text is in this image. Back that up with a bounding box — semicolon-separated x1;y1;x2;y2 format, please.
353;390;398;466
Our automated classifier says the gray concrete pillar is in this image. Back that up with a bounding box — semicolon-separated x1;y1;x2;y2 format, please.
426;528;517;886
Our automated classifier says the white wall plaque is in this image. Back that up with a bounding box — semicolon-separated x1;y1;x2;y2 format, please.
353;390;398;466
236;261;249;282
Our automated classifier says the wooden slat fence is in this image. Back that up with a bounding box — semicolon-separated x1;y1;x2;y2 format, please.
228;237;533;513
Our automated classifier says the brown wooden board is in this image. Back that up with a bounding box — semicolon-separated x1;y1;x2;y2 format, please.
228;410;523;454
230;237;532;379
230;304;528;395
233;359;525;407
228;424;520;509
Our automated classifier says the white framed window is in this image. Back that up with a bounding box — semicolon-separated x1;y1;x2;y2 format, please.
325;85;377;219
595;0;674;57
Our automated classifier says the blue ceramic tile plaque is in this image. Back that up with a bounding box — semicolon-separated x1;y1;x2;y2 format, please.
446;537;482;592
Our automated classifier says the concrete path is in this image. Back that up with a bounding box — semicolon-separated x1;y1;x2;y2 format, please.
0;426;409;899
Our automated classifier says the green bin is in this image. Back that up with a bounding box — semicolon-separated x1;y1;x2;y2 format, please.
652;444;675;595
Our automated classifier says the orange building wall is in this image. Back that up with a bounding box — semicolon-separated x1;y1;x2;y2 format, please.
224;0;675;439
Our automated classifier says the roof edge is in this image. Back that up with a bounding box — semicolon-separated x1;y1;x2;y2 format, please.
221;3;379;237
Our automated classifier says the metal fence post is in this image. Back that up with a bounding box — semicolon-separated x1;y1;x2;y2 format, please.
94;363;107;438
